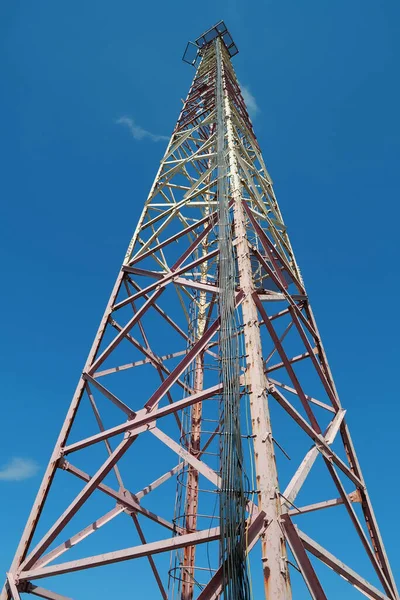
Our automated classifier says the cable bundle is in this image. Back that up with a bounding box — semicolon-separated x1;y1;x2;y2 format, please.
216;38;251;600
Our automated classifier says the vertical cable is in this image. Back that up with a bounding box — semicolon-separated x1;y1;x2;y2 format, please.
216;38;251;600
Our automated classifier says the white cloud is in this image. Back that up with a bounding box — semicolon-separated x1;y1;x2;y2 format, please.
0;457;40;482
241;84;259;119
116;116;169;142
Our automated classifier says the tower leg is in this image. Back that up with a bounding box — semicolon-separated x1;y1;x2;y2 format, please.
181;354;204;600
181;236;209;600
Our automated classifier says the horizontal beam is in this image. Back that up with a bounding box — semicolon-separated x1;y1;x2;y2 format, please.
288;497;344;516
173;277;220;294
266;351;310;374
20;528;220;581
93;349;188;378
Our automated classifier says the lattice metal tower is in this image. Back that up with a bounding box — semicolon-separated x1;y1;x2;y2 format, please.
2;22;398;600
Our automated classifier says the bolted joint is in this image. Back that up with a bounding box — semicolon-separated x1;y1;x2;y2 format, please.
58;457;69;470
280;557;288;574
261;431;272;443
21;581;32;594
349;489;362;503
9;574;20;587
246;318;258;327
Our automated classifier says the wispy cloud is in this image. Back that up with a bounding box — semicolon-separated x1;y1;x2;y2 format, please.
241;84;259;119
0;457;40;482
116;116;169;142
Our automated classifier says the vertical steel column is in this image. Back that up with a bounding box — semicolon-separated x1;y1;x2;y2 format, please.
179;49;214;594
181;243;208;600
217;39;291;600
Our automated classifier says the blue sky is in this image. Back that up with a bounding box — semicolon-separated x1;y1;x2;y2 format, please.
1;1;399;598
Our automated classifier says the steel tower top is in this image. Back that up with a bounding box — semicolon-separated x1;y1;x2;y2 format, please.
183;21;238;66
